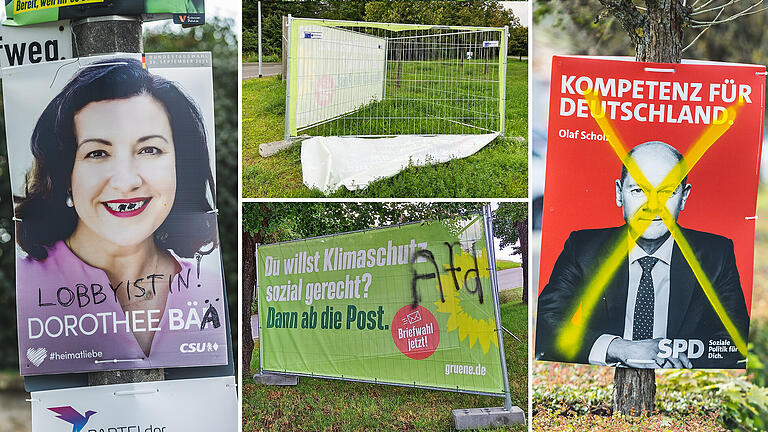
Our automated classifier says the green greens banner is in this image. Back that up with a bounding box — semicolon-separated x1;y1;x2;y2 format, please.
257;217;505;395
5;0;204;26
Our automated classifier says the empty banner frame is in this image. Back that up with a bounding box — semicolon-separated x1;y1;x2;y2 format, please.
283;16;509;142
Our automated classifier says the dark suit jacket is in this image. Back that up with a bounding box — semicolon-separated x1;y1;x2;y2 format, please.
535;226;750;368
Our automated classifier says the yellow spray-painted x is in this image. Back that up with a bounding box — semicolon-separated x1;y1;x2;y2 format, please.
554;88;747;360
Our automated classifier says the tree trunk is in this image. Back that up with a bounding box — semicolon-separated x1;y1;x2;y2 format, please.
600;0;686;417
243;203;269;378
514;219;528;304
613;368;656;415
636;0;684;63
242;232;256;378
598;0;685;63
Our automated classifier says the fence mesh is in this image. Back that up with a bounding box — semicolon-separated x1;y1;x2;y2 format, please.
286;18;507;140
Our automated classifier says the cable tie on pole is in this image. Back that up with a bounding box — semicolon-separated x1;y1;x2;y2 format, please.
746;216;758;220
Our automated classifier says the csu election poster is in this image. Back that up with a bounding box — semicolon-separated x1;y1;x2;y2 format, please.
3;52;229;375
536;55;765;369
257;217;506;395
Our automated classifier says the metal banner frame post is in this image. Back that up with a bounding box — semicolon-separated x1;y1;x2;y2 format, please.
258;1;263;78
499;26;508;137
283;14;292;143
449;205;525;429
482;204;513;411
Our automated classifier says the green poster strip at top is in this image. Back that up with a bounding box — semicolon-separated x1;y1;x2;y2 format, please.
289;17;505;33
5;0;204;26
257;217;506;396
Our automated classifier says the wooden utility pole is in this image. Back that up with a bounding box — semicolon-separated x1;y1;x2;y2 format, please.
71;15;159;387
597;0;686;416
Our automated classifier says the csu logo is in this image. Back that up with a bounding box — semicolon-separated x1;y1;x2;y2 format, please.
48;406;96;432
180;342;219;353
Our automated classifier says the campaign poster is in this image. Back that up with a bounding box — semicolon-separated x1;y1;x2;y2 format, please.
4;0;204;27
257;217;506;395
0;20;72;69
31;376;237;431
536;56;765;369
4;52;228;375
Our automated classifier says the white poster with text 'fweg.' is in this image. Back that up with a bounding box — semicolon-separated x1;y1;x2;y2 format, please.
31;376;237;432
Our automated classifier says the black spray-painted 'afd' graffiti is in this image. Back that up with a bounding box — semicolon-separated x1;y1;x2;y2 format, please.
411;242;483;307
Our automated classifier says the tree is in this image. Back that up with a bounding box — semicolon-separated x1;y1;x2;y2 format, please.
493;202;528;303
241;202;484;377
509;25;528;60
536;0;768;63
242;0;371;57
364;0;518;28
537;0;768;417
242;1;521;58
0;109;16;367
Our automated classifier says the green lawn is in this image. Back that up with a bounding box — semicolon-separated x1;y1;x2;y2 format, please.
244;52;280;62
243;298;528;431
496;260;522;271
241;59;528;198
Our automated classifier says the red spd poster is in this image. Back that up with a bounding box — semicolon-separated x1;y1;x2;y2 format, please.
535;56;765;369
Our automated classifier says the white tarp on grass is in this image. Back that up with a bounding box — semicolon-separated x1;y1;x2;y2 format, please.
301;133;499;191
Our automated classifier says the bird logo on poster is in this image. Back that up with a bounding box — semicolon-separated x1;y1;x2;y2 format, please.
48;406;97;432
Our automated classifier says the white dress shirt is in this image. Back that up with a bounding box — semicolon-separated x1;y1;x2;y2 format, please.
588;234;674;365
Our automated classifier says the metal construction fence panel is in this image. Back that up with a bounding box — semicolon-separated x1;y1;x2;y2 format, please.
285;17;508;141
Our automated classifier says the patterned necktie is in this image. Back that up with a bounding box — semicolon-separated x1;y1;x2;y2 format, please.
632;256;659;340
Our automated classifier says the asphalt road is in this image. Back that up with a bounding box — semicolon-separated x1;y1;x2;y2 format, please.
243;62;281;80
497;267;523;291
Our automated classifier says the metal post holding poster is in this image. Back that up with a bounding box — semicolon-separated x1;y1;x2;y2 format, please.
4;52;229;375
31;376;237;431
257;217;506;396
4;0;204;26
482;204;513;410
535;56;765;369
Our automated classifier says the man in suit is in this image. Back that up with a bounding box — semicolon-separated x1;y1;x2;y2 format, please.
536;141;749;368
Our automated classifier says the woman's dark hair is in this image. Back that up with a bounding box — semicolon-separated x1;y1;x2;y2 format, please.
15;58;218;260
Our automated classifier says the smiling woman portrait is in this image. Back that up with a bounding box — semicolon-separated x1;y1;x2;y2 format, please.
12;58;227;374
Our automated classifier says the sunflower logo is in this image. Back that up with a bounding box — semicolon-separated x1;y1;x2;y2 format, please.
434;246;499;354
